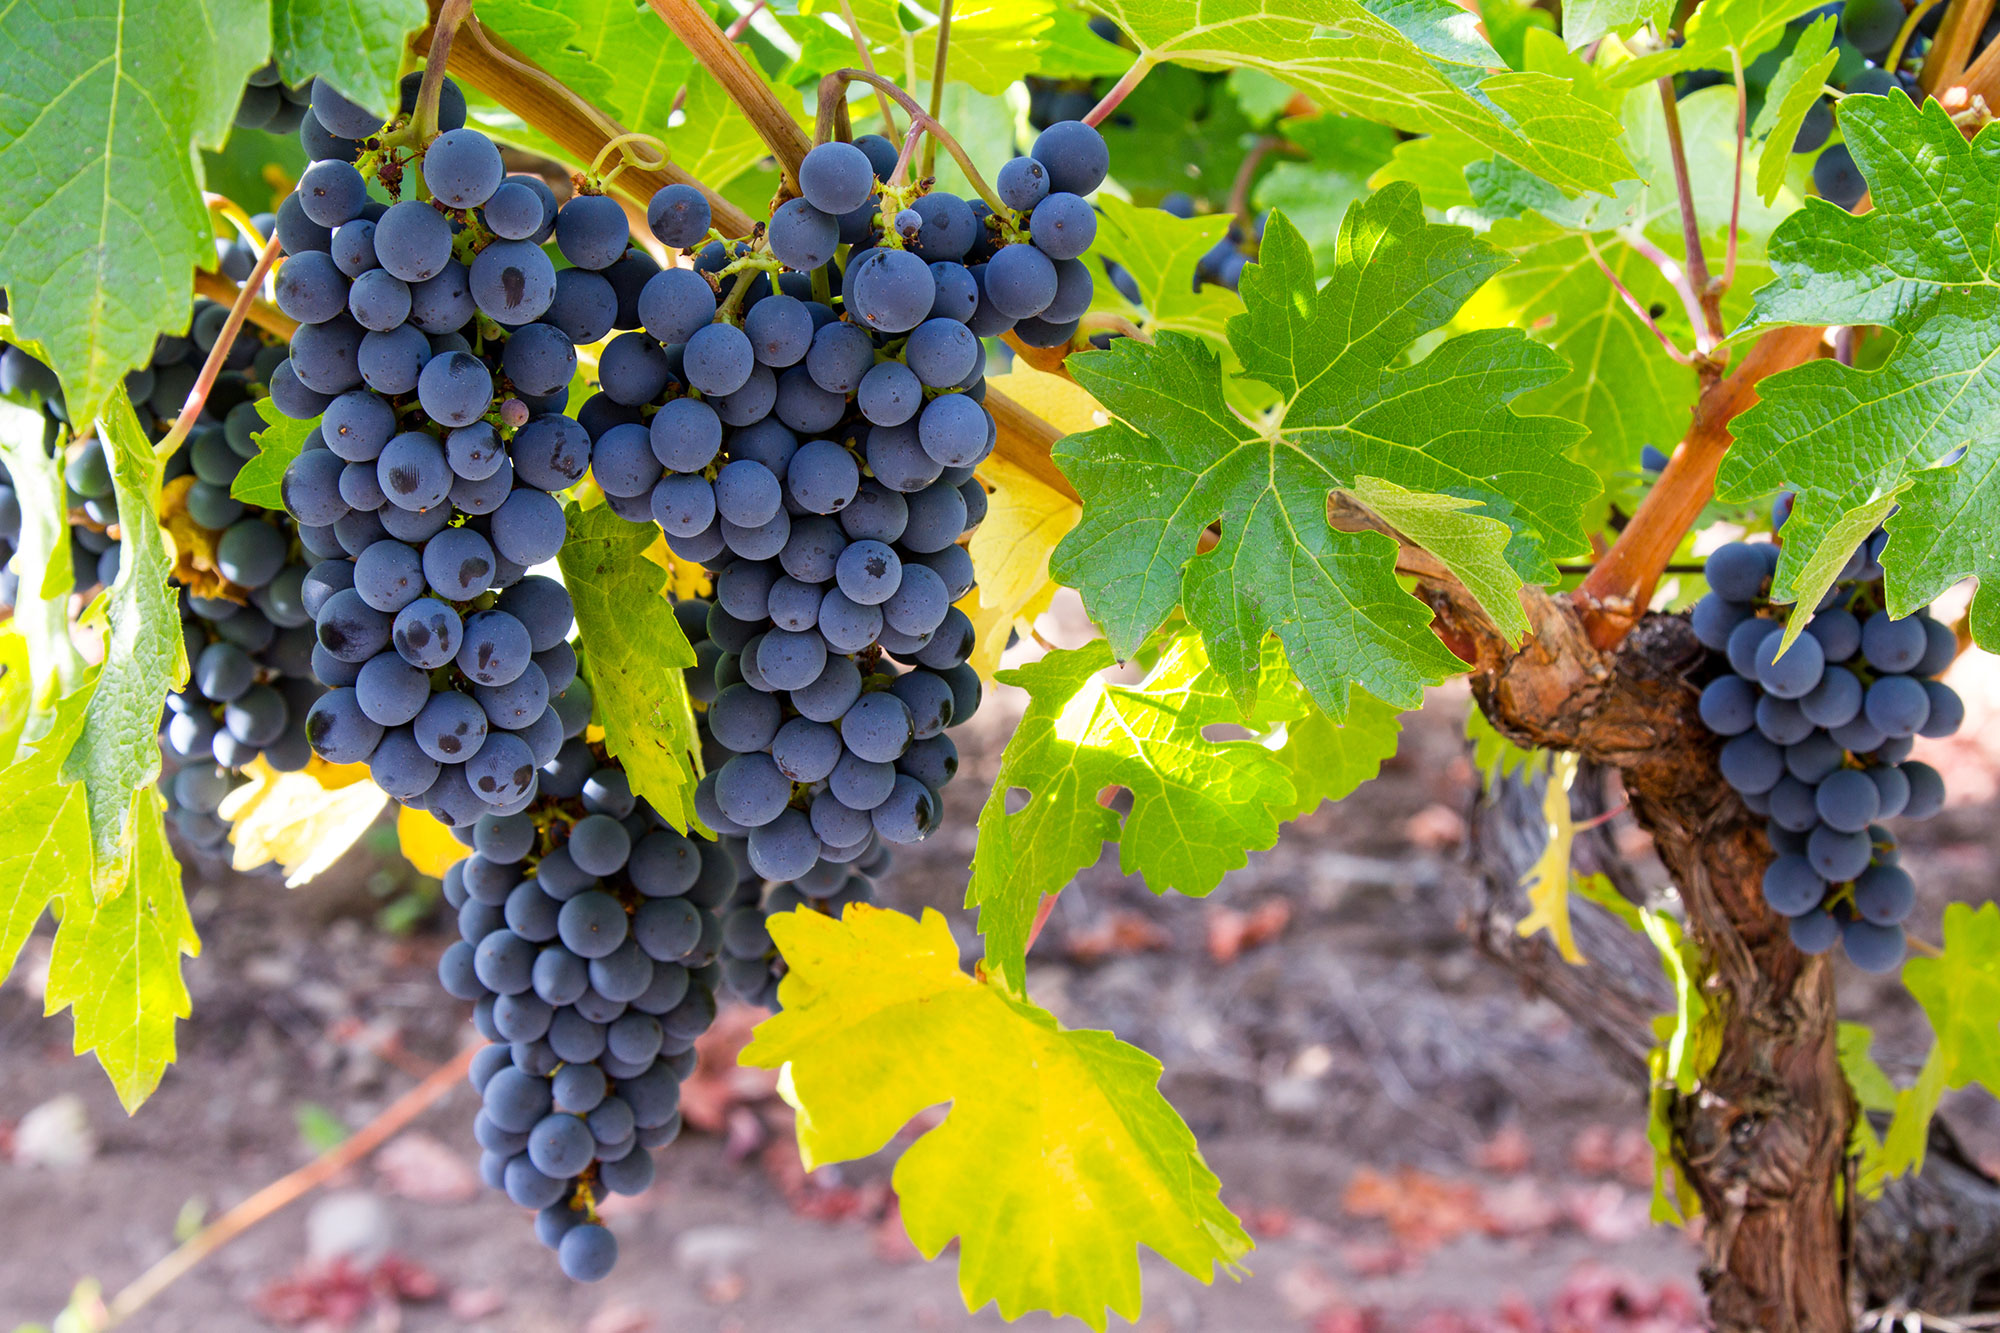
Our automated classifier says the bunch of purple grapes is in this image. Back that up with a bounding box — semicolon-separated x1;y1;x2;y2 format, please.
670;598;913;1007
438;740;726;1281
272;76;622;826
584;124;1090;884
1691;537;1962;970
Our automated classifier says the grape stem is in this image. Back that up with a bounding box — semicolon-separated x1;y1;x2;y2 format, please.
1887;0;1947;74
1583;235;1694;366
1917;0;1992;92
922;0;953;179
1654;78;1725;343
412;0;475;142
835;0;901;140
818;70;1011;217
1084;56;1151;127
647;0;813;185
96;1044;478;1329
1226;136;1294;249
154;233;286;463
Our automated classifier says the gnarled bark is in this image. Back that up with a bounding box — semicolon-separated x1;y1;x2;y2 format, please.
1429;581;1851;1332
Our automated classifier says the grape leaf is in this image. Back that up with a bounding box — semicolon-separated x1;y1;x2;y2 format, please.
1904;902;2000;1093
795;0;1054;95
967;629;1399;991
672;67;781;193
475;0;694;132
1089;198;1242;353
1459;220;1697;522
1095;63;1257;205
741;904;1253;1331
0;0;266;427
1345;476;1529;642
1037;5;1139;78
1050;192;1595;718
230;396;316;510
559;501;701;830
1714;96;2000;646
217;757;388;887
1609;0;1828;86
1087;0;1633;196
0;682;96;983
1751;14;1838;207
63;394;189;894
271;0;427;115
41;788;198;1111
1882;1045;1947;1177
1558;0;1670;49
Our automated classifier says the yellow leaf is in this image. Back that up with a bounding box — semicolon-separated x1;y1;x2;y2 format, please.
963;368;1094;684
157;474;239;604
642;531;714;601
1516;750;1584;964
396;801;469;879
218;757;389;887
744;904;1251;1330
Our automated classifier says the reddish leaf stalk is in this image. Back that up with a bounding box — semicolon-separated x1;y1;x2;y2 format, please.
1084;58;1151;127
1655;77;1724;341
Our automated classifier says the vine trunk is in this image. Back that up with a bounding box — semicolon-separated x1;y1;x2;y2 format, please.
1425;584;1854;1330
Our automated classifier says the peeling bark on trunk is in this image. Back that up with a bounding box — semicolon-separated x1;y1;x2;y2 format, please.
1424;582;1854;1331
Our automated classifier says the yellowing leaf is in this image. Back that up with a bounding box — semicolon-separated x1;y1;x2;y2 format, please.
743;905;1252;1330
218;757;389;887
964;368;1092;683
397;801;470;879
41;789;199;1111
1516;750;1583;963
158;474;237;603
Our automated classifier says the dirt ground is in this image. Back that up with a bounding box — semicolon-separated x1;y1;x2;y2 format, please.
6;629;1999;1333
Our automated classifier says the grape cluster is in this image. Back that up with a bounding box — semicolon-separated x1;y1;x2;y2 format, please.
230;61;315;139
670;598;913;1007
272;79;610;827
1691;537;1961;971
438;744;726;1281
580;124;1053;904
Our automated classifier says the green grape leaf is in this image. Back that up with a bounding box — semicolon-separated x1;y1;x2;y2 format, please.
475;0;693;132
1252;115;1400;277
1090;197;1243;351
271;0;427;116
1373;132;1488;211
1088;0;1634;197
1905;902;2000;1093
798;0;1055;96
1346;476;1530;642
1560;0;1671;48
559;501;701;830
741;904;1253;1331
1625;84;1797;260
0;682;96;983
41;789;198;1111
1751;14;1839;207
0;0;267;427
1480;0;1558;68
1038;5;1140;78
1050;192;1595;718
1610;0;1828;85
1461;222;1697;522
231;396;316;509
62;395;189;894
1883;1045;1948;1178
967;628;1399;990
1228;68;1301;123
1838;1022;1899;1113
673;66;781;193
1715;96;2000;646
1096;63;1256;204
